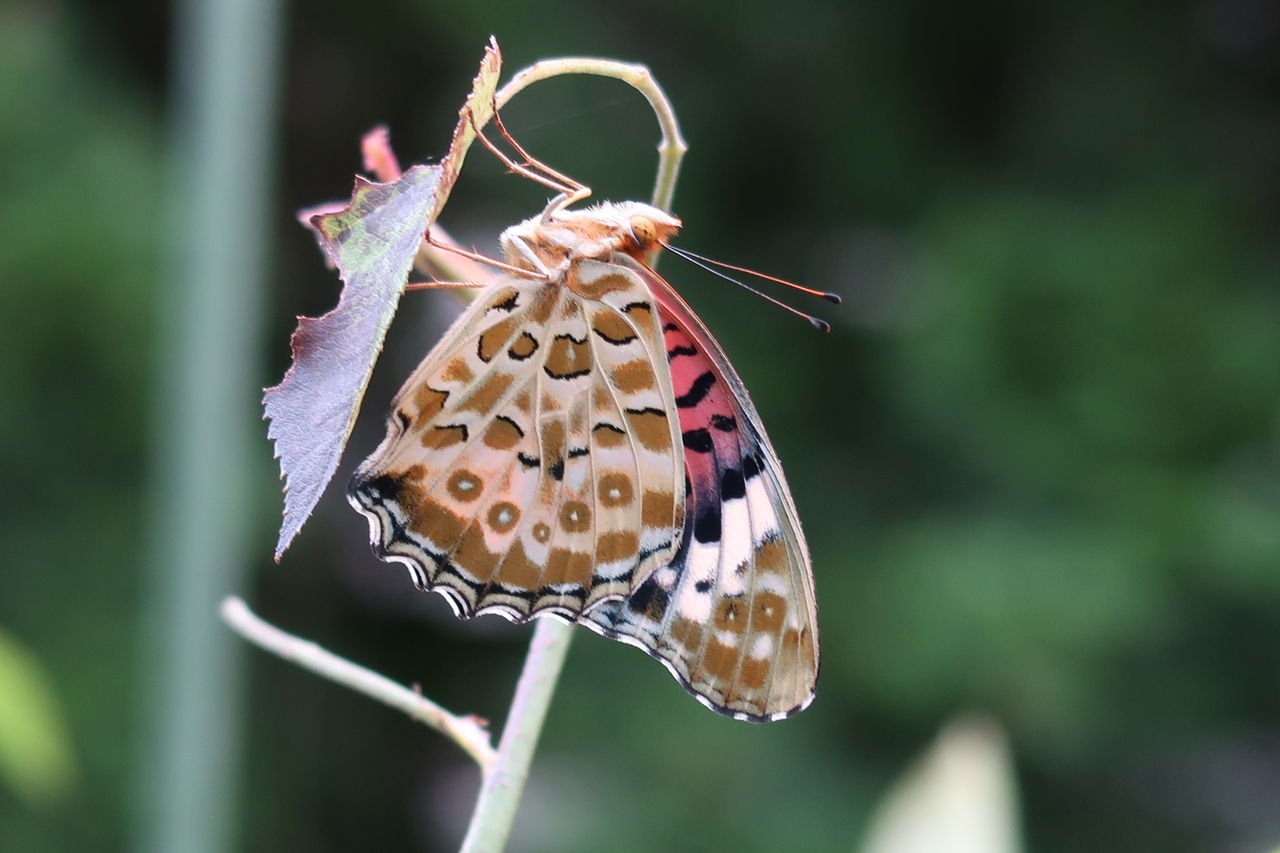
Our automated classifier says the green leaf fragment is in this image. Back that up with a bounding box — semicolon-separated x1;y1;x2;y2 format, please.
0;628;76;806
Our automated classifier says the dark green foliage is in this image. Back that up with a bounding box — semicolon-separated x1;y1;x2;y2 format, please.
0;7;160;852
3;1;1278;852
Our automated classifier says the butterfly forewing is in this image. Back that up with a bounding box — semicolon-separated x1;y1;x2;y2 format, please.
349;254;684;621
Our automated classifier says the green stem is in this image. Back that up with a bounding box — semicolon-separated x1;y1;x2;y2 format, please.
415;55;687;286
444;54;688;853
493;57;688;213
139;0;282;851
457;618;574;853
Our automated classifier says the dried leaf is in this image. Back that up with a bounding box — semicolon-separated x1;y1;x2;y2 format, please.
264;38;502;559
361;125;402;182
264;165;441;559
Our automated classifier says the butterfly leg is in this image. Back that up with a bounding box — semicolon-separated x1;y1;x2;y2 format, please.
420;228;552;280
404;279;491;292
504;235;559;279
489;105;592;209
467;106;592;215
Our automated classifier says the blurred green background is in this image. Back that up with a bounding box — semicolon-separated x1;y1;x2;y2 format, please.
2;0;1279;851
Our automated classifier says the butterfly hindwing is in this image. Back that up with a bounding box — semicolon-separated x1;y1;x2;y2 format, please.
586;256;819;722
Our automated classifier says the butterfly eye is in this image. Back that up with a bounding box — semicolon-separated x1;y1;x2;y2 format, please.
629;215;659;250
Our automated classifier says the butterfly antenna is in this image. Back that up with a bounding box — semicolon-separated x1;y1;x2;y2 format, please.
666;245;841;304
665;244;833;332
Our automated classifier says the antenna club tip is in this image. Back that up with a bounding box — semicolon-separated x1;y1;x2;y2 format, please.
809;318;832;333
823;291;842;304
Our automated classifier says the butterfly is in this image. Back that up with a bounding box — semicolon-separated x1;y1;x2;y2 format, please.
348;186;819;722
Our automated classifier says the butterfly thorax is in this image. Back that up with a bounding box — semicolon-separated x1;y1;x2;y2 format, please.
499;201;682;286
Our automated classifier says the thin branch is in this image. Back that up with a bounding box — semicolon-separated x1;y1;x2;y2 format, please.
447;54;687;853
493;57;688;214
219;597;496;772
458;618;574;853
412;55;687;291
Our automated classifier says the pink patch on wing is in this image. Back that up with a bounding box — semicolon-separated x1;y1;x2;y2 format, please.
659;304;745;502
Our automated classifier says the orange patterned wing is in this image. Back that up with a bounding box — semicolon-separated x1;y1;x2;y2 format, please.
585;255;819;722
351;200;817;722
348;253;685;621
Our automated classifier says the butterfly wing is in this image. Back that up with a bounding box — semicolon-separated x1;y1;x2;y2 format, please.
585;256;820;722
349;262;685;621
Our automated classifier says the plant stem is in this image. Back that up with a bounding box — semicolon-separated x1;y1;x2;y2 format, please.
448;54;687;852
217;591;573;850
222;595;573;851
235;47;688;853
219;597;496;770
139;1;282;851
493;57;688;213
413;54;689;289
458;618;574;853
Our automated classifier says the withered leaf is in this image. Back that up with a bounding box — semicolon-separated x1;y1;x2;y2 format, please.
264;38;502;559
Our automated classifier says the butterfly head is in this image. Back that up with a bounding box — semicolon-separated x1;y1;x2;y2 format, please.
616;202;682;256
